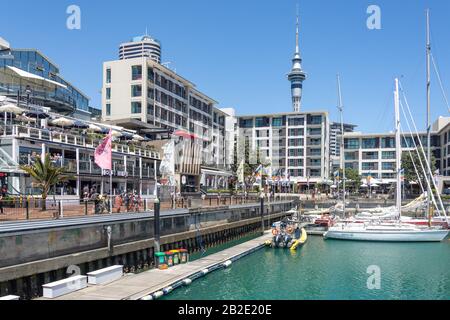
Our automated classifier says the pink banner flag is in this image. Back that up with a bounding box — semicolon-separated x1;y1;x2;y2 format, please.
94;129;112;170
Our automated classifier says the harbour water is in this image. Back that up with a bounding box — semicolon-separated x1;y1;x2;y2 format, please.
164;236;450;300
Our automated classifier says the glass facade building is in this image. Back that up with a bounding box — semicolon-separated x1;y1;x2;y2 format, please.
0;48;89;113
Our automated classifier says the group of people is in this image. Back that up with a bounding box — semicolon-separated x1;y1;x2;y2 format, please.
0;185;7;214
82;185;142;214
113;191;142;213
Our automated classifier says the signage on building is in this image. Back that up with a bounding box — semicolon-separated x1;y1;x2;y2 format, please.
116;171;128;177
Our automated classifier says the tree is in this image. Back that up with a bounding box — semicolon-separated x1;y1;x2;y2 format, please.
20;154;69;211
339;168;361;192
401;151;436;188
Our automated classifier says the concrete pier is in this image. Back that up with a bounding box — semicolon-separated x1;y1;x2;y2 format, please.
40;232;272;300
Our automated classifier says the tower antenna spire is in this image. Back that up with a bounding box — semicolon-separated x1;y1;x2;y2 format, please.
296;3;299;54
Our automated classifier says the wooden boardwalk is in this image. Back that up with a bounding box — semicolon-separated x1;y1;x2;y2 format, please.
39;232;272;300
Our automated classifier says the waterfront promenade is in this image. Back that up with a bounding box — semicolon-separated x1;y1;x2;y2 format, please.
38;232;272;300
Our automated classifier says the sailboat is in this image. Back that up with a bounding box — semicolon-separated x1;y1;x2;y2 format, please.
324;79;449;242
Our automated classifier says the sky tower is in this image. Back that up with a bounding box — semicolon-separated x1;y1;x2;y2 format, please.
287;11;307;112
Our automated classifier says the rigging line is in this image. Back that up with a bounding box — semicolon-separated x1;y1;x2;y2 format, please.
400;128;425;195
430;53;450;113
399;102;441;217
399;83;447;218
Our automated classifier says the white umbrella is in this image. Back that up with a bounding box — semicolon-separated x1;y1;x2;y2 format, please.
0;103;25;114
16;114;36;122
370;183;380;187
88;124;103;132
360;184;368;188
111;130;122;137
132;134;145;141
51;117;75;127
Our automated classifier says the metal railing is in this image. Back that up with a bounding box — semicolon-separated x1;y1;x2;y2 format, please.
1;124;161;160
0;194;294;223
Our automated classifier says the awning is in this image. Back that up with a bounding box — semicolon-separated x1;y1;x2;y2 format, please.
4;66;67;90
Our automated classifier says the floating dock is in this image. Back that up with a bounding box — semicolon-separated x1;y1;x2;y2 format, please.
38;232;273;300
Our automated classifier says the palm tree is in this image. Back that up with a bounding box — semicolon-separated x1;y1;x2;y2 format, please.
20;154;68;211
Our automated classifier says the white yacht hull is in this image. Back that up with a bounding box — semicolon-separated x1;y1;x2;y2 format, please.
324;224;449;242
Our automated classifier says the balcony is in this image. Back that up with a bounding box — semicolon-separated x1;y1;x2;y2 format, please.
2;125;161;160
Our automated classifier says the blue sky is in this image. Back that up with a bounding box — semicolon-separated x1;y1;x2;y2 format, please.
1;0;449;133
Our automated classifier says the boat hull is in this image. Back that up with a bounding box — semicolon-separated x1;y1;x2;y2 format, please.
324;229;449;242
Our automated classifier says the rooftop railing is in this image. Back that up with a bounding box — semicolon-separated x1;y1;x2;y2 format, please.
1;124;161;160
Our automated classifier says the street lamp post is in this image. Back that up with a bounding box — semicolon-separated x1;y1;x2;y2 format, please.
260;192;265;235
153;184;161;253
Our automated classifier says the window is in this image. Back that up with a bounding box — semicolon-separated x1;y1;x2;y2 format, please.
289;148;304;157
255;117;270;127
382;151;395;159
401;137;414;148
131;85;142;97
106;69;111;83
362;138;379;149
308;128;322;135
289;128;304;136
131;65;142;80
381;137;395;148
345;152;357;160
362;152;378;160
362;162;378;170
382;162;395;170
239;119;253;128
272;117;284;127
309;148;321;156
307;115;322;125
106;104;111;116
131;102;141;113
289;138;304;147
106;88;111;100
288;117;304;126
345;138;359;149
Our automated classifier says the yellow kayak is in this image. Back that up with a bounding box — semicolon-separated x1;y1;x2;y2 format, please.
290;228;307;251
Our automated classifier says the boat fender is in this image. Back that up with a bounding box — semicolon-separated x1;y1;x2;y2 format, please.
201;268;209;275
163;286;173;295
140;295;153;300
223;260;232;268
153;291;164;299
182;279;192;286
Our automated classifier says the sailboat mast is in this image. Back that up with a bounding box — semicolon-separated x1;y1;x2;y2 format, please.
426;9;432;227
337;75;346;216
394;78;402;218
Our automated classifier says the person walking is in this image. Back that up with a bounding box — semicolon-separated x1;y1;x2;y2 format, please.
115;194;123;213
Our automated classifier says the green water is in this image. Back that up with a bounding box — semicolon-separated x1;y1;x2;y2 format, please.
164;236;450;300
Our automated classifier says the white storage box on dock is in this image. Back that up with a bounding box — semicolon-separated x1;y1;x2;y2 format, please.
87;265;123;285
0;295;20;300
42;275;87;298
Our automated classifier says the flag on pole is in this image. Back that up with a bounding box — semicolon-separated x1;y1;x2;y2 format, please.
95;129;112;170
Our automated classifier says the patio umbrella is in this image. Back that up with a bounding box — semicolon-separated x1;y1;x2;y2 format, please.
73;120;89;129
120;132;134;140
88;124;103;132
50;117;75;128
111;129;122;137
0;103;25;114
132;134;145;141
24;110;50;119
16;114;36;122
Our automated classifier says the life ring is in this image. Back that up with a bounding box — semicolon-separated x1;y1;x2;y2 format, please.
272;229;278;236
286;226;294;234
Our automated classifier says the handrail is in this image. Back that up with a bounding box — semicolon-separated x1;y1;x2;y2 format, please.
3;124;161;159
